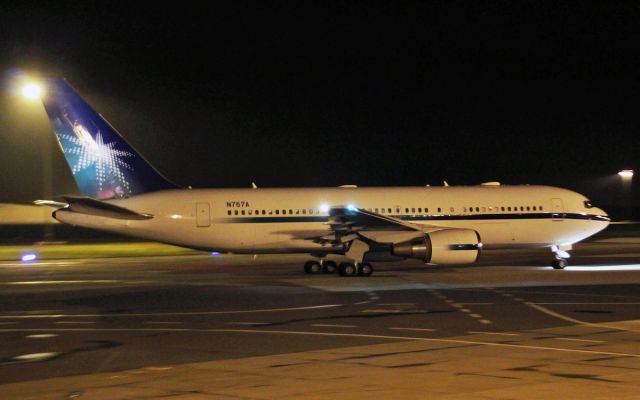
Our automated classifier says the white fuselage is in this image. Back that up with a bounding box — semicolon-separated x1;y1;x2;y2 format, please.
54;185;609;256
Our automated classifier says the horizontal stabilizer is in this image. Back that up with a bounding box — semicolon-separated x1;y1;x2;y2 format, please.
63;196;153;220
33;200;69;208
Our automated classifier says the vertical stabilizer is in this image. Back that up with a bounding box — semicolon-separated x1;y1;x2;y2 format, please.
41;78;178;199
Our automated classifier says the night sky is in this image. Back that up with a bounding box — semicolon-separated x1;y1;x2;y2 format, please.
0;2;638;208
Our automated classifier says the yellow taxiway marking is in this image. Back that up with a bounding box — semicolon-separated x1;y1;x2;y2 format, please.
0;328;636;359
0;304;343;319
389;327;436;332
312;324;357;328
467;331;519;336
553;337;605;344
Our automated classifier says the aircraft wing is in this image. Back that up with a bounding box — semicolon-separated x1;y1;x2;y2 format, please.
312;206;428;245
35;196;153;220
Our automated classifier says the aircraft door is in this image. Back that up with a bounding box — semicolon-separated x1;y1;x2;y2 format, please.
196;202;210;227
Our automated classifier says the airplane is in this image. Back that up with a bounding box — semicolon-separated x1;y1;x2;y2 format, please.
34;78;610;276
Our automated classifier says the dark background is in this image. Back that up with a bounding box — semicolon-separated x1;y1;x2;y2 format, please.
0;2;637;217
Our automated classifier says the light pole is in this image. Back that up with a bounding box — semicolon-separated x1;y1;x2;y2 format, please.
21;81;54;241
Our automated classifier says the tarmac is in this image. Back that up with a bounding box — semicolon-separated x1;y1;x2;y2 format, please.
0;237;639;399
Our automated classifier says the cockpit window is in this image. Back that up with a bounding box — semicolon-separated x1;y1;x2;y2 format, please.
584;200;594;209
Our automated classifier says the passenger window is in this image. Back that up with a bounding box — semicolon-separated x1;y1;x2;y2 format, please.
234;210;239;215
437;207;442;213
463;207;467;212
275;210;279;215
227;210;231;215
261;210;265;215
269;210;273;215
396;208;400;213
584;200;593;209
501;207;505;211
380;208;385;214
248;210;252;215
450;207;454;212
405;208;409;213
526;206;530;211
418;208;422;213
309;209;313;214
289;209;293;214
425;208;429;213
475;207;480;212
411;208;415;213
507;207;511;211
302;209;306;214
241;210;245;215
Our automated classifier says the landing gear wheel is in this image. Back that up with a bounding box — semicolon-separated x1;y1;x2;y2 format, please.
338;262;357;277
552;259;568;270
322;260;337;274
357;263;374;277
304;260;322;274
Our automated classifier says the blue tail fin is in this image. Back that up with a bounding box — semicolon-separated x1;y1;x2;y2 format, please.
41;78;179;199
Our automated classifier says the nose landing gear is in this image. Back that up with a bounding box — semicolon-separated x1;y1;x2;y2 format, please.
551;245;571;269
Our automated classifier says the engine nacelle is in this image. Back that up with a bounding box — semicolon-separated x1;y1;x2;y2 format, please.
392;228;481;265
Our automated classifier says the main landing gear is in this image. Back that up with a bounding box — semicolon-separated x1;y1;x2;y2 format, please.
551;245;571;270
303;260;374;277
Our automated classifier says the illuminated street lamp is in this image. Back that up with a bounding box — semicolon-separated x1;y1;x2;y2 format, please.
21;82;42;100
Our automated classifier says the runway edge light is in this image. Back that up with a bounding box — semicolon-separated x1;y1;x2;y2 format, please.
21;252;38;262
618;170;634;178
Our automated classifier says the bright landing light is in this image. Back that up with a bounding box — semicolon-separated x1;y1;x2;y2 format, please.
618;170;634;178
22;83;42;100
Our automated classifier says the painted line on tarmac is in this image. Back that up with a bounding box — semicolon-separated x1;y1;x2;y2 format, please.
228;322;271;326
389;327;436;332
211;329;640;359
525;303;640;333
3;280;120;285
0;327;636;359
554;337;605;344
54;321;95;325
0;304;343;319
145;321;183;325
26;334;58;339
312;324;357;328
0;322;18;325
430;290;492;325
492;290;640;333
467;331;519;336
505;289;640;301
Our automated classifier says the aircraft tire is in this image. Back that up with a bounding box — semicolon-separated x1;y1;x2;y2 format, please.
304;260;322;274
552;259;567;269
358;263;374;276
338;262;357;277
322;260;337;274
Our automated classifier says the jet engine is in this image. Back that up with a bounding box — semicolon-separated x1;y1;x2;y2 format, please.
392;228;481;265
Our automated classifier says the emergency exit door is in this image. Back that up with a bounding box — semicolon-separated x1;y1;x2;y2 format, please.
196;203;210;227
